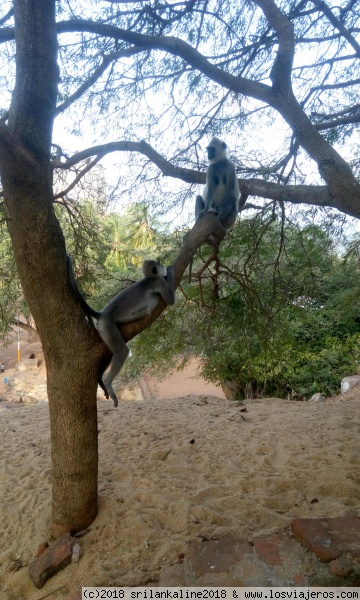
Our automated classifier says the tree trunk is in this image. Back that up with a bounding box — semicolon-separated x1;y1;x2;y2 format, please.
0;0;103;536
3;164;103;535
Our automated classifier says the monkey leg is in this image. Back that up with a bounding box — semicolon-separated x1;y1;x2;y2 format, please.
218;197;237;230
195;195;205;221
98;354;112;399
97;320;130;408
103;345;129;408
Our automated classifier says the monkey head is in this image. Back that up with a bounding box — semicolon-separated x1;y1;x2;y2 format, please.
142;259;167;278
206;137;228;162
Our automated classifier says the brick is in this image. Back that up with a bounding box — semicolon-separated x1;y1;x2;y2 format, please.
291;516;360;563
35;542;49;557
253;534;283;566
28;533;74;589
189;538;253;576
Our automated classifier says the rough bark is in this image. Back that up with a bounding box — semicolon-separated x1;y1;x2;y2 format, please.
0;0;101;537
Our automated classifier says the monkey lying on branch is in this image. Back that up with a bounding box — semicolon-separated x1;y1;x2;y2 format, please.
67;257;175;407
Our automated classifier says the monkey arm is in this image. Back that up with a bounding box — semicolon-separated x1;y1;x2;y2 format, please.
221;163;238;202
203;164;215;210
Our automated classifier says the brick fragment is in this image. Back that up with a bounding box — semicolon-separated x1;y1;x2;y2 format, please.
36;542;49;557
291;516;360;563
253;534;283;566
28;532;75;589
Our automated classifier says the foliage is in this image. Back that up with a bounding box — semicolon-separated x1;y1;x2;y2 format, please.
130;214;360;399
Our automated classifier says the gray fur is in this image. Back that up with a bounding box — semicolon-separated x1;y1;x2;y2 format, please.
67;256;175;407
195;136;240;230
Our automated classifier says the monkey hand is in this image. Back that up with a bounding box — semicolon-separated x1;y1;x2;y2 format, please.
208;206;219;215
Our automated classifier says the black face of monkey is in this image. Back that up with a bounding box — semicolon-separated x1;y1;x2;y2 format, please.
207;145;216;160
206;140;227;161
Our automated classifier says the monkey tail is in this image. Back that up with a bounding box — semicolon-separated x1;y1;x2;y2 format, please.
188;257;193;284
66;255;101;320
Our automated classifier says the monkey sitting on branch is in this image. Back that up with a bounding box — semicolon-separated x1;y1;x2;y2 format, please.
195;136;240;233
189;137;241;283
67;256;175;407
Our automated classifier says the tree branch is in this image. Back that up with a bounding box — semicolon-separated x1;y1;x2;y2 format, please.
55;47;147;115
56;19;275;106
13;319;40;340
252;0;295;91
117;212;226;343
312;103;360;119
0;7;13;26
55;16;360;211
0;26;14;43
315;112;360;130
53;156;101;200
53;139;205;184
54;138;341;213
239;178;335;210
310;0;360;57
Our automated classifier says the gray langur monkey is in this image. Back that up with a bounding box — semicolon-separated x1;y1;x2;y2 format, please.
195;137;240;230
67;256;175;407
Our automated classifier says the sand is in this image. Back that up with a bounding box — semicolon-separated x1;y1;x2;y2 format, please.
0;387;360;599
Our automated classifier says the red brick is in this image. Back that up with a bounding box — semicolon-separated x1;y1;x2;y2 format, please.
28;533;74;589
291;516;360;563
253;534;283;566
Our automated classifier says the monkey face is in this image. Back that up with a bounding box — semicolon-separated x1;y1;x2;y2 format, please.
207;145;216;160
206;138;227;161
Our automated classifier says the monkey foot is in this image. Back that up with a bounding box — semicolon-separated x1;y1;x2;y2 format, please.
207;235;220;247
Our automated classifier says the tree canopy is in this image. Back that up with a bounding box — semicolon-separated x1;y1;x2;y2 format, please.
1;0;359;220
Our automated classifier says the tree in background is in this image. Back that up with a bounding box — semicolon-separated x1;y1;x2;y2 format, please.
129;213;360;399
0;0;359;534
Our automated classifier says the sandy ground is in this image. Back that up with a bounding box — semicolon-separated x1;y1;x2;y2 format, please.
1;384;360;599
